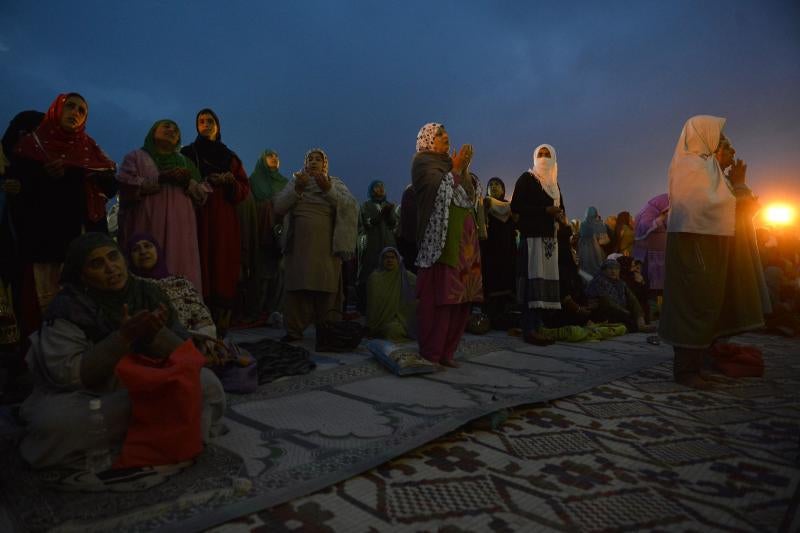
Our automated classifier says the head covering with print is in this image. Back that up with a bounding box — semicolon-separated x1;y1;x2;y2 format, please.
14;93;114;171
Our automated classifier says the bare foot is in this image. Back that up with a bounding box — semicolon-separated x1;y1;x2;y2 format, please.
440;359;461;368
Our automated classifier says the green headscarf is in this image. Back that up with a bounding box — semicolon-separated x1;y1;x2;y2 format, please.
142;119;201;182
366;247;417;340
48;233;178;341
249;149;288;202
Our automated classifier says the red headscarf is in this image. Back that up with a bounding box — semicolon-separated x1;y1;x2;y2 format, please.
14;93;115;171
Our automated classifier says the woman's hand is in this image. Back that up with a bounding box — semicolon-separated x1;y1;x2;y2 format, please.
160;167;190;185
43;159;65;178
119;303;168;347
728;158;747;186
314;174;332;192
294;171;310;193
451;144;473;175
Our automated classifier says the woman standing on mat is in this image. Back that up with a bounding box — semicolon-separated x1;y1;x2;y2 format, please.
511;144;565;346
273;148;358;343
659;115;769;389
412;123;483;367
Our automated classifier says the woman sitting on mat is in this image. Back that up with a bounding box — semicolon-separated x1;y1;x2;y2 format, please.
19;233;225;470
366;247;417;341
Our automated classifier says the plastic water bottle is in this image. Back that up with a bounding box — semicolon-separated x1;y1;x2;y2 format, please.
86;398;112;473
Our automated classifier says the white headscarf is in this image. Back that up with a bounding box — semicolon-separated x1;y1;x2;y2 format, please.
666;115;736;236
416;122;443;153
529;143;560;205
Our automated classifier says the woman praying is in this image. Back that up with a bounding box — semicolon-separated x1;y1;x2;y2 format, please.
116;120;204;292
181;108;250;335
511;144;564;346
357;179;398;312
479;177;516;325
19;233;225;469
660;115;769;389
12;93;117;312
273;148;358;343
413;123;483;367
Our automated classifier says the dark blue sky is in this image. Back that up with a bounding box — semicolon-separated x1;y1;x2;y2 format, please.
2;0;798;220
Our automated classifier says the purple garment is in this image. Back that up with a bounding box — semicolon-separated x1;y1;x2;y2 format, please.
634;193;669;241
116;149;202;292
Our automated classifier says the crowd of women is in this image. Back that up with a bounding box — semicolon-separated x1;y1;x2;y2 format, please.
0;93;791;470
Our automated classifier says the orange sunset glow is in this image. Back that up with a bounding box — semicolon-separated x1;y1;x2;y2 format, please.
762;203;796;227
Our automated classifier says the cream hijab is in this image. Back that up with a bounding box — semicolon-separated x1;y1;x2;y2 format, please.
666;115;736;236
529;143;560;206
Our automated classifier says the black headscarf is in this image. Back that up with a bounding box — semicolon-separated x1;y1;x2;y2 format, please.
181;108;235;176
45;233;179;342
1;110;45;158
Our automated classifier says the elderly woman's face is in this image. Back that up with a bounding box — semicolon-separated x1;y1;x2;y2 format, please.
306;152;325;174
432;128;450;154
130;240;158;271
537;147;552;159
81;245;128;291
153;122;179;146
59;95;88;133
382;251;399;271
265;153;279;170
197;113;219;140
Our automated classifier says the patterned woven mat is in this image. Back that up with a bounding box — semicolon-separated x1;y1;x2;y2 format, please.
207;333;800;532
3;331;797;532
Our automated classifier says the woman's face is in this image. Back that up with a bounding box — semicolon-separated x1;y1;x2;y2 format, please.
153;122;179;146
372;182;385;198
306;151;325;174
715;134;736;169
197;113;219;140
432;127;450;154
265;153;279;170
59;96;88;133
382;251;399;271
81;245;128;291
488;181;504;199
603;266;621;280
130;239;158;271
537;147;552;159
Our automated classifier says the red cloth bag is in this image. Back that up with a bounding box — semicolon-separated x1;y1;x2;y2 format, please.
113;340;205;469
710;343;765;378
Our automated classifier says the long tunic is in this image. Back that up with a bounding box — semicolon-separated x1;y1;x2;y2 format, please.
187;155;250;308
275;186;349;294
511;172;563;309
480;208;516;298
116;149;203;292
